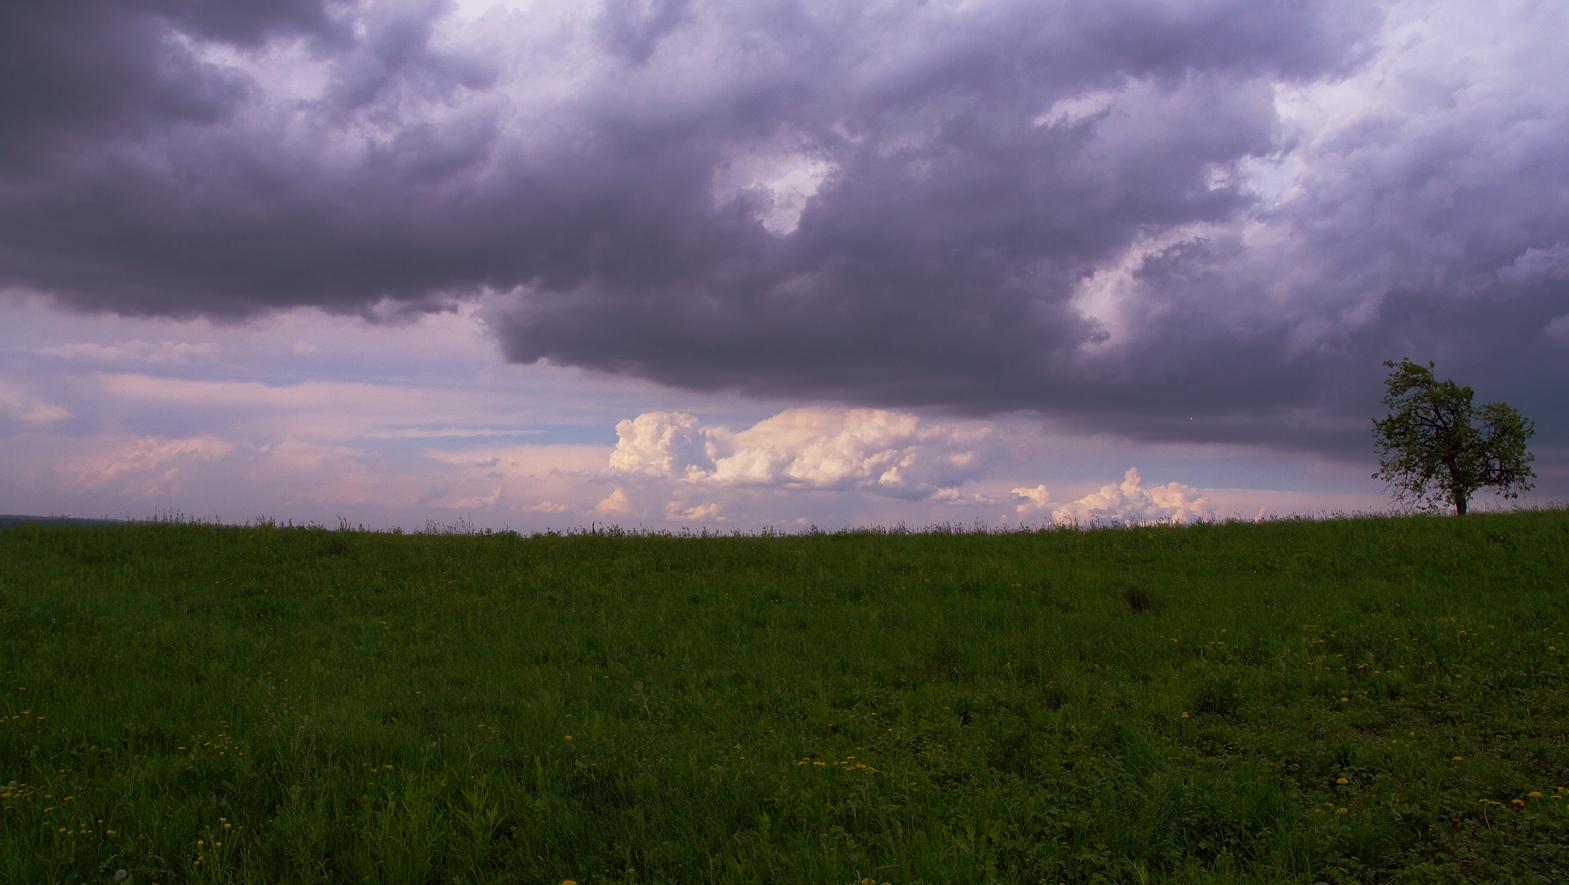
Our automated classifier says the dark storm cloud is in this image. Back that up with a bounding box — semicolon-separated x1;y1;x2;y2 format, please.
2;0;1565;458
0;1;347;167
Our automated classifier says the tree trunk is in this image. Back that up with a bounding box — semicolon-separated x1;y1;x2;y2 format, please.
1455;495;1469;516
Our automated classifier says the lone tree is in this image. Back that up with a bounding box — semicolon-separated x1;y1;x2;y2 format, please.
1372;358;1535;515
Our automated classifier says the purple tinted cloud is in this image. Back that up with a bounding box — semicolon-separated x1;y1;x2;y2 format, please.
1;0;1564;457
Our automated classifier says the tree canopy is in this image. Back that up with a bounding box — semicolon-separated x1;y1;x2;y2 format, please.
1372;359;1535;516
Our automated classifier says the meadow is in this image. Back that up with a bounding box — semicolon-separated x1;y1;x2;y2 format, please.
1;510;1567;883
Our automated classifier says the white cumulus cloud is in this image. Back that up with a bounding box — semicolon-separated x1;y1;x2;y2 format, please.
594;487;632;516
608;411;717;481
1049;468;1211;526
665;500;721;522
609;407;996;499
1011;484;1051;514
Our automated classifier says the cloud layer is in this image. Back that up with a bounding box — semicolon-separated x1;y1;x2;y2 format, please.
2;0;1565;457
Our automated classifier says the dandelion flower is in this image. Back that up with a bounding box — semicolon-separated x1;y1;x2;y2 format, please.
1336;807;1348;814
1336;777;1349;785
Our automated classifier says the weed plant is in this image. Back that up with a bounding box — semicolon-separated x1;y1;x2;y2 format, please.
2;511;1567;882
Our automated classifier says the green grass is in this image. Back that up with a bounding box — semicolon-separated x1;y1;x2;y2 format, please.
2;511;1567;883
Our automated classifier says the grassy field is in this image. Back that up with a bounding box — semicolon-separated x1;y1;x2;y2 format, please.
2;511;1567;883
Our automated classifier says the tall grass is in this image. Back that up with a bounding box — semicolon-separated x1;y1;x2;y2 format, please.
2;511;1567;882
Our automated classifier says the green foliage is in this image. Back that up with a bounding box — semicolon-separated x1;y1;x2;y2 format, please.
1372;358;1536;515
2;512;1569;882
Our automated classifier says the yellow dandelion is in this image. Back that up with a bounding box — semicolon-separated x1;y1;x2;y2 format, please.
564;735;573;741
1181;711;1191;719
1452;755;1464;761
1336;807;1348;814
1512;798;1525;806
1528;791;1543;798
1336;777;1349;785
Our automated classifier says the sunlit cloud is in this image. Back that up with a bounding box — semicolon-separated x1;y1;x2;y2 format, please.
594;487;632;517
71;435;236;495
1011;484;1051;515
666;500;721;522
610;408;997;500
1047;468;1212;526
0;379;70;426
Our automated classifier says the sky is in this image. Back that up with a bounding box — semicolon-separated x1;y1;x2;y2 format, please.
1;0;1565;532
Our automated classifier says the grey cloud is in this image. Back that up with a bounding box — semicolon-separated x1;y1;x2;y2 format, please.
0;1;348;168
597;0;693;63
1082;1;1569;451
323;0;497;114
3;0;1563;463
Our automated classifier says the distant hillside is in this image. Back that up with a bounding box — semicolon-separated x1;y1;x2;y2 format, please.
0;513;123;530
